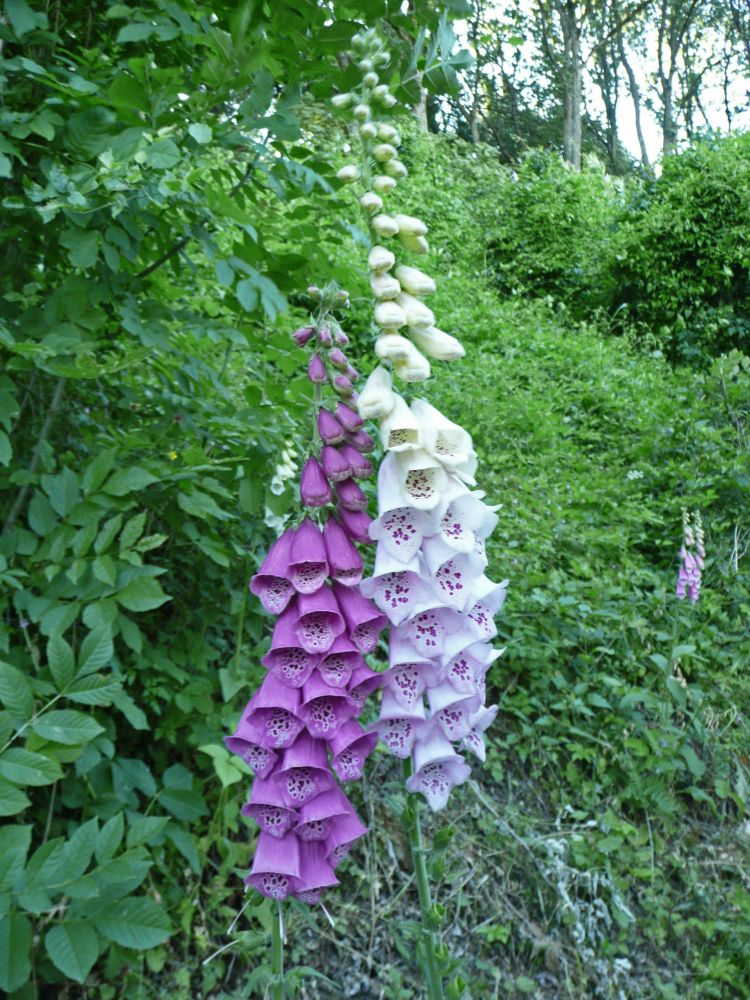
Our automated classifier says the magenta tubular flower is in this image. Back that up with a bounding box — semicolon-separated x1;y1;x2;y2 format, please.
246;830;301;899
300;673;357;738
249;527;296;614
300;456;333;507
335;477;368;512
295;786;351;841
293;325;315;347
242;775;299;838
334;328;350;346
335;402;362;433
319;635;364;687
318;408;345;444
346;428;375;453
321;445;352;483
262;604;318;688
241;674;305;750
332;374;354;397
338;506;374;544
308;354;328;384
339;444;372;479
318;325;333;346
329;721;378;781
295;842;340;904
294;584;345;654
328;347;349;371
332;581;387;653
290;519;329;594
323;517;364;586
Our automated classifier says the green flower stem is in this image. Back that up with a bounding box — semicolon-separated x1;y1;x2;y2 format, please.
271;900;285;1000
402;760;445;1000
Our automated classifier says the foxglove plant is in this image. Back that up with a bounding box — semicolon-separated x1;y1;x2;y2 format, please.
331;27;508;999
676;509;705;603
226;285;389;994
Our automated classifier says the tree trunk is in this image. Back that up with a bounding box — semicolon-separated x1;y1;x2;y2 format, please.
618;39;651;165
559;1;582;168
662;77;677;152
414;76;429;132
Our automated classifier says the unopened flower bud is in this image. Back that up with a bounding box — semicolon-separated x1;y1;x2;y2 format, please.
307;284;322;298
333;374;354;397
335;402;362;432
360;191;383;214
337;164;360;183
335;289;350;305
375;300;407;330
318;326;333;346
373;143;397;162
380;93;397;108
357;365;395;420
363;71;379;87
300;456;332;507
351;32;366;50
394;350;431;382
373;174;397;194
329;347;348;371
400;233;429;254
370;271;401;300
332;92;355;109
359;122;377;140
372;214;399;238
293;325;315;347
394;214;427;237
395;265;436;296
358;58;375;72
318;408;345;444
347;427;375;453
308;353;327;383
345;363;359;381
374;51;390;67
368;245;395;272
334;328;349;346
384;159;408;179
353;103;371;121
408;326;465;361
375;333;412;360
396;292;435;328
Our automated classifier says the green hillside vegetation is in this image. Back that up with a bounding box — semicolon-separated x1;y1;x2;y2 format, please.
1;10;749;996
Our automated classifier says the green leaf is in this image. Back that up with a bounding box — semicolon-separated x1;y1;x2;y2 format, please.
0;914;32;993
41;468;80;517
145;139;181;170
165;824;200;874
60;229;100;269
116;22;156;43
236;277;258;312
0;778;31;817
93;555;117;586
103;467;157;496
96;813;124;864
78;628;114;676
63;817;99;879
5;0;48;37
188;123;212;144
126;816;169;848
32;710;104;746
82;449;118;496
45;922;98;984
48;634;75;690
0;662;33;717
0;432;10;467
680;744;706;778
94;514;123;554
116;576;170;613
119;512;146;550
0;825;32;891
112;690;148;730
0;748;63;786
28;491;57;535
159;787;207;821
177;490;230;520
95;896;171;949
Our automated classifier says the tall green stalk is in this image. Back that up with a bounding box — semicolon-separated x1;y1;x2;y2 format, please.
402;760;445;1000
271;900;285;1000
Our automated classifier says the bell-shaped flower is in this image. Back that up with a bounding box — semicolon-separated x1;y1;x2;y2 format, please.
241;673;305;750
321;445;351;483
289;519;329;594
317;408;345;444
335;402;362;433
395;292;435;329
348;663;383;709
295;786;351;842
404;607;460;659
321;517;362;589
275;733;335;807
382;632;442;709
294;585;345;654
393;346;431;383
442;642;503;695
246;830;301;899
324;805;368;868
368;245;395;272
379;395;422;452
332;581;387;653
371;688;426;758
249;527;296;614
438;486;499;553
426;683;482;741
394;264;436;297
408;325;465;361
460;705;499;762
242;775;299;839
224;723;278;778
319;635;365;688
335;477;368;513
360;548;433;625
369;505;439;564
411;399;475;472
300;456;333;508
293;841;340;904
300;673;357;739
329;720;378;782
338;506;374;544
406;729;471;811
395;449;450;511
262;604;318;688
339;444;372;479
357;365;395;420
307;354;327;384
375;333;413;361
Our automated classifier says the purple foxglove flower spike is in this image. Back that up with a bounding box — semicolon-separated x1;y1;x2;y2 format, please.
319;635;365;687
339;444;373;479
345;363;359;381
332;581;387;653
249;527;296;614
348;663;383;709
290;519;329;594
242;775;299;838
300;672;357;738
246;830;301;899
321;445;352;483
295;786;351;841
324;807;368;868
293;325;315;347
295;841;340;903
308;353;328;383
225;722;278;776
332;374;354;397
338;506;374;544
318;325;333;346
346;428;375;453
294;584;346;654
329;721;378;781
300;456;333;508
323;517;364;586
335;402;362;433
317;408;345;444
335;477;368;512
334;328;349;346
328;347;349;371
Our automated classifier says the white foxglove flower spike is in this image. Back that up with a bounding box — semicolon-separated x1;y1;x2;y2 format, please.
370;272;401;300
384;159;408;179
395;265;436;296
393;214;427;236
375;334;413;361
407;326;465;361
396;293;435;328
357;365;395;421
368;245;395;272
410;399;476;471
380;395;422;452
374;300;407;330
394;349;431;383
395;450;449;510
399;232;428;253
371;214;400;238
373;175;397;194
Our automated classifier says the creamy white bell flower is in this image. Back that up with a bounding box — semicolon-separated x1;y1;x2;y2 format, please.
357;365;395;420
395;265;436;296
373;174;397;194
394;449;450;511
371;214;399;238
399;232;428;253
360;191;383;214
375;333;413;361
374;300;407;330
337;165;360;183
394;348;431;383
370;271;401;300
373;143;397;162
393;214;427;236
379;394;422;452
368;245;395;272
395;292;435;328
410;399;476;472
407;325;465;361
384;159;408;179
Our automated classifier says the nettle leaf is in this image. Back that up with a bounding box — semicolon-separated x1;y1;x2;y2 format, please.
0;748;63;786
45;922;99;984
94;896;171;949
0;662;34;717
32;710;104;746
0;913;32;993
116;577;171;613
48;634;75;690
